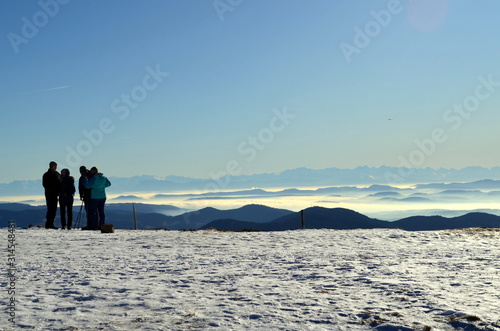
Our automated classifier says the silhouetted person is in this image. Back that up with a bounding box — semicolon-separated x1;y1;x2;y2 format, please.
42;161;61;229
84;166;111;230
78;166;92;229
60;168;76;230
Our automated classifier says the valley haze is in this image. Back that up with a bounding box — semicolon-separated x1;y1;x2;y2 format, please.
2;166;500;226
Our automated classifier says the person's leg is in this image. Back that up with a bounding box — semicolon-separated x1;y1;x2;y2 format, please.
45;195;58;228
84;198;90;228
87;199;98;230
67;200;73;229
60;201;67;229
45;195;51;228
96;198;106;228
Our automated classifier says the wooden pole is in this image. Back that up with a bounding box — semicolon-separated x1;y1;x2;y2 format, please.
301;209;305;229
132;203;138;230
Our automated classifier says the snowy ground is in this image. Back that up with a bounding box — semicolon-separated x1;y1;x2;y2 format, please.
2;227;500;330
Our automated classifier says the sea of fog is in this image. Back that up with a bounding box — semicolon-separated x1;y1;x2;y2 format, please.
3;184;500;220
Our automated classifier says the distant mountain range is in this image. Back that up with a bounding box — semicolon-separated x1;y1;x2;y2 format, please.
2;203;500;231
3;166;500;196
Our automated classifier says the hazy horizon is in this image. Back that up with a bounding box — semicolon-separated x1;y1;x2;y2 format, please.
3;164;500;185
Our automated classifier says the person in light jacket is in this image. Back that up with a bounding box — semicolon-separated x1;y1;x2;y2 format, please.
83;166;111;230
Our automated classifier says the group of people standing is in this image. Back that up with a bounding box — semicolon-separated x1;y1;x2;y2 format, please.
42;161;111;230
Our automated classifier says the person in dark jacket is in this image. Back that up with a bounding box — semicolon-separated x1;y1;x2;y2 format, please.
59;168;76;230
42;161;61;229
84;166;111;230
78;166;92;229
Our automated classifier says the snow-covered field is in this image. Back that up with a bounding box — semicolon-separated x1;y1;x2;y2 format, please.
2;227;500;330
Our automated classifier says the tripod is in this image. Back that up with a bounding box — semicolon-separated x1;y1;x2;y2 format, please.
74;200;86;229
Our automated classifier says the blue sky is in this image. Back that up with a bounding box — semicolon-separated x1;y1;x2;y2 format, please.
1;0;500;184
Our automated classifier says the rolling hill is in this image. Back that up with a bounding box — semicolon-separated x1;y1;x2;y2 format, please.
200;207;500;231
2;203;500;231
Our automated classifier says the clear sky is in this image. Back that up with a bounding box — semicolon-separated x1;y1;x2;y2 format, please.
1;0;500;184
